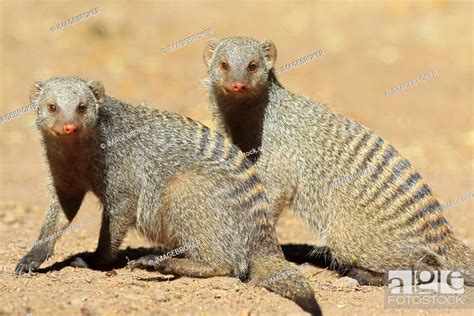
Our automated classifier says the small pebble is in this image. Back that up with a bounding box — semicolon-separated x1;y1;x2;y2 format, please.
334;276;359;288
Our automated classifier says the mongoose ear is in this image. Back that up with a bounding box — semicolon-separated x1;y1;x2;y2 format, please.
29;81;44;103
260;40;277;69
203;38;221;68
87;80;106;103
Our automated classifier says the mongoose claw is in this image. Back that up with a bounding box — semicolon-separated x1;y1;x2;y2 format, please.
127;255;164;271
15;261;40;275
126;260;140;270
15;255;43;275
14;247;50;275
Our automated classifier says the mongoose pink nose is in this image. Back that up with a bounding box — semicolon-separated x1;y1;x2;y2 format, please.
63;124;77;134
232;82;246;92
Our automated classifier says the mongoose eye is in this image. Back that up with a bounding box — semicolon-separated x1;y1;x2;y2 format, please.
220;62;229;71
77;104;87;114
248;63;258;73
48;104;57;113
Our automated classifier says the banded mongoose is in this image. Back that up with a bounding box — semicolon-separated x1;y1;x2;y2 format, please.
202;36;473;285
14;77;321;315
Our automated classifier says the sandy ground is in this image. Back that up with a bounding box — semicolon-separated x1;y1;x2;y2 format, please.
0;1;473;315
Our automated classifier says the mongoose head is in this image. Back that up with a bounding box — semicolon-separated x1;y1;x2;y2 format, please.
30;77;105;138
203;36;276;99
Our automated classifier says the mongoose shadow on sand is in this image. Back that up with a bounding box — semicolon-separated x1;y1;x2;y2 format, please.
33;244;339;277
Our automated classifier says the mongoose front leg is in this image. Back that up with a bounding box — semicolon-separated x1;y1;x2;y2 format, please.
128;257;232;278
15;189;84;274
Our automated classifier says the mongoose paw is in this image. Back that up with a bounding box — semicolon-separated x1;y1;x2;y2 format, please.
344;267;385;286
70;256;90;269
127;255;165;271
70;252;114;271
15;253;45;275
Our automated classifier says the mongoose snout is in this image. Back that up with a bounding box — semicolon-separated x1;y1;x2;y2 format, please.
231;82;246;92
63;124;78;134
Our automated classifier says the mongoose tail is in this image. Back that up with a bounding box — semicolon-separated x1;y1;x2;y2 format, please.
242;179;321;315
249;254;321;316
235;164;321;314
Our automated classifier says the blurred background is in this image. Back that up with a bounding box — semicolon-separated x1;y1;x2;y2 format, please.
0;1;472;315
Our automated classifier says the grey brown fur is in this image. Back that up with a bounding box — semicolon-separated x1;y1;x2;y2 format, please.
203;36;473;285
14;77;321;315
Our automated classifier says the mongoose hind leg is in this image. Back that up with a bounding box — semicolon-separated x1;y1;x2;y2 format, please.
128;257;232;278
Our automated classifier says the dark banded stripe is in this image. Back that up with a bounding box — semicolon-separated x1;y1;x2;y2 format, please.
352;137;384;199
210;133;225;160
231;153;252;174
381;144;397;167
352;132;371;157
382;181;431;223
224;145;240;161
400;172;422;192
422;217;449;230
241;191;269;212
411;183;432;202
400;186;439;214
251;207;273;219
323;127;369;190
228;174;260;199
355;163;383;201
374;161;417;218
347;123;363;139
426;229;450;243
384;173;420;206
199;126;210;155
363;137;384;165
385;188;439;227
364;145;397;188
359;145;398;207
405;201;442;226
388;159;411;183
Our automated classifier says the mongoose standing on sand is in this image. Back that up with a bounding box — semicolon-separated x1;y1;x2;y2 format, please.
203;36;473;285
14;77;321;315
